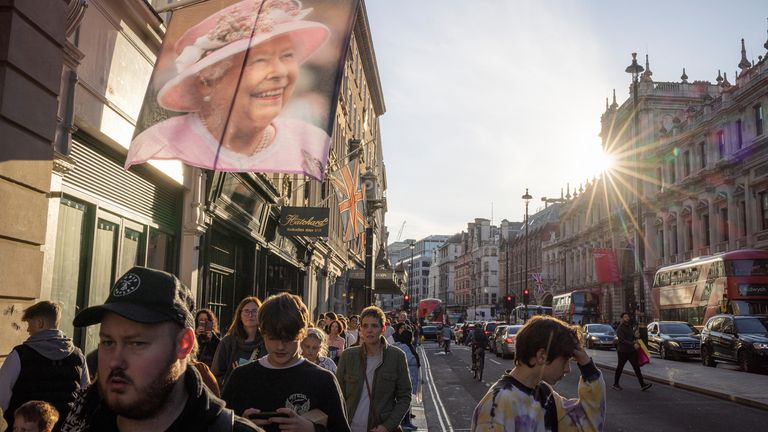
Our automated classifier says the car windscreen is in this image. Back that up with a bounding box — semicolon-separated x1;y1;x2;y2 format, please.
587;324;614;334
485;323;498;332
735;317;768;334
507;326;523;335
660;322;699;335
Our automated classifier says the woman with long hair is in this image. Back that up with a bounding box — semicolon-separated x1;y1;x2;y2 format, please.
326;319;345;364
300;327;337;373
211;296;266;387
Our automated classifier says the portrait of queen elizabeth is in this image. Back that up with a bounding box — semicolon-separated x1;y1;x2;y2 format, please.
126;0;344;180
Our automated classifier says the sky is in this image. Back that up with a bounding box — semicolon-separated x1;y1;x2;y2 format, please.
364;0;768;242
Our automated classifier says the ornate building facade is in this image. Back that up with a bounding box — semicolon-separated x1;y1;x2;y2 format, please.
547;35;768;323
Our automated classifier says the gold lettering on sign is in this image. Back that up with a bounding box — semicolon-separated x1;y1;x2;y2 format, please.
285;214;329;227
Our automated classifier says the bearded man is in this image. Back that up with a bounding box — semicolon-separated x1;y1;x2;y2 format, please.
61;267;261;432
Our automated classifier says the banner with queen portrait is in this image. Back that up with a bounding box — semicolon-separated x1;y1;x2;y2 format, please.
126;0;359;180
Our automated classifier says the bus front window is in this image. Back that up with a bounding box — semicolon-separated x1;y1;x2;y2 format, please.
726;260;768;276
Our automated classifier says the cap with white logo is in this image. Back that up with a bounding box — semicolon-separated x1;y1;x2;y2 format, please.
73;266;195;329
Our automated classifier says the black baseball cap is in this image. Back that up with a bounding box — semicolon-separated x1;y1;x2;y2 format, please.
73;266;196;329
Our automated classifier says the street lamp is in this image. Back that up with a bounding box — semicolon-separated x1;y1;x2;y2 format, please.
625;52;645;322
522;188;532;314
409;241;415;319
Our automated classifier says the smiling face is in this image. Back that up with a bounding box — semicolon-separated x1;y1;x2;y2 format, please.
264;334;300;367
207;35;299;134
97;313;186;419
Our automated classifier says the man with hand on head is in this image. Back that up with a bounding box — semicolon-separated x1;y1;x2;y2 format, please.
61;266;262;432
472;315;605;432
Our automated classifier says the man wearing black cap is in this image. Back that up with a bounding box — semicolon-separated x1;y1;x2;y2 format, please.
61;266;262;432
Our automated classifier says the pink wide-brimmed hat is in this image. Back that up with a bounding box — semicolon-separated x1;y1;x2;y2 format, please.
157;0;330;112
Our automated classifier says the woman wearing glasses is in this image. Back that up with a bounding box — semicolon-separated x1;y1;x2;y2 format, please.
211;296;266;387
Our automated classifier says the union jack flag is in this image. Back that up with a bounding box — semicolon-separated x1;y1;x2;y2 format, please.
330;159;366;242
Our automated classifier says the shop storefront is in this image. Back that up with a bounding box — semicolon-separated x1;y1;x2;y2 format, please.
50;135;182;353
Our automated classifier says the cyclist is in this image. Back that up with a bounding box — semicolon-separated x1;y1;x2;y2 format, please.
470;327;489;381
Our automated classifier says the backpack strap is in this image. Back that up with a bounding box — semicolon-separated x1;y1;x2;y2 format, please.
208;407;234;432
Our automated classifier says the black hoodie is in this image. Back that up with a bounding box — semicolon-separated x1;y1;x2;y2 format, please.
59;365;262;432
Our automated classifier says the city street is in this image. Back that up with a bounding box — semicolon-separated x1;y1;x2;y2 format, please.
418;341;767;431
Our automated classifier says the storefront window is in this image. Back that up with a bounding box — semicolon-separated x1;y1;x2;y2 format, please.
221;175;266;221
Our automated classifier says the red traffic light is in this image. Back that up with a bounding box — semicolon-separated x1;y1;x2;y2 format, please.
404;294;411;301
523;289;529;295
505;295;512;301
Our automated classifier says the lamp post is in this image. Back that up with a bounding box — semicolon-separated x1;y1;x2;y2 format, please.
409;241;415;320
625;53;645;321
522;188;532;312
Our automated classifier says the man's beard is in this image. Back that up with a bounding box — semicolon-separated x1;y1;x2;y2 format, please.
99;350;183;419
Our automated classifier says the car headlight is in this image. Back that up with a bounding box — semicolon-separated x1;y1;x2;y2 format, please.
754;343;768;350
668;341;679;347
590;335;599;340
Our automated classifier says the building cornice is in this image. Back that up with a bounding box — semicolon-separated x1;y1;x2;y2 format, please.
354;0;386;116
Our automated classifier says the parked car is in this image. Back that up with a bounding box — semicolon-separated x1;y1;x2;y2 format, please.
497;325;524;359
490;325;508;354
420;325;439;341
583;323;618;349
646;321;700;360
700;314;768;373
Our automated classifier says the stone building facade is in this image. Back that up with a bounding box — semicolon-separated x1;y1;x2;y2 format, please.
0;0;389;359
547;35;768;323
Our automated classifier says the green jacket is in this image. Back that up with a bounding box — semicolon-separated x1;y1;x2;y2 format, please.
336;338;412;432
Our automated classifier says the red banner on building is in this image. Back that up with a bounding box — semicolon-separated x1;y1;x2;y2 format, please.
593;248;620;283
126;0;358;180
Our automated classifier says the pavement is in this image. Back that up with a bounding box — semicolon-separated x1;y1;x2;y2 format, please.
587;347;768;411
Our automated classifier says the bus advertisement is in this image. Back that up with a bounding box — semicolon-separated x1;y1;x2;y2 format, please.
552;290;601;325
417;298;444;324
652;249;768;326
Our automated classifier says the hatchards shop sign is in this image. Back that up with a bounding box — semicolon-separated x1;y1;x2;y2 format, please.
280;207;330;237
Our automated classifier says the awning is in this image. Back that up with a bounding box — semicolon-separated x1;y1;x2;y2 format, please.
348;269;405;295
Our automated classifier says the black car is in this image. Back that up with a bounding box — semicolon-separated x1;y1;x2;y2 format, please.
647;321;700;360
700;314;768;373
583;323;617;349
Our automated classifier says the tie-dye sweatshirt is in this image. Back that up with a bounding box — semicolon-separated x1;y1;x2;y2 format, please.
471;360;605;432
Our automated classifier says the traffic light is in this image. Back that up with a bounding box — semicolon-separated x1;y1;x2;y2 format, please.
403;294;411;311
523;288;530;306
504;295;515;311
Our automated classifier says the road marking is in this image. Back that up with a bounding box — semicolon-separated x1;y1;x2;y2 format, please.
488;358;501;365
420;345;454;432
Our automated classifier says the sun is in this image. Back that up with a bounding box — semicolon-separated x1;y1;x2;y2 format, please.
595;150;616;174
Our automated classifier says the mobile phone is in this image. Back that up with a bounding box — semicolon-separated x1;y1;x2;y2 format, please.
247;411;289;420
205;321;214;332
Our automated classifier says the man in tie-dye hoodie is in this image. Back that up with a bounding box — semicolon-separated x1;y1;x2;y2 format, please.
471;315;606;432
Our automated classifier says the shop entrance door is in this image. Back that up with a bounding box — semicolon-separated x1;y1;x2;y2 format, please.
204;227;254;332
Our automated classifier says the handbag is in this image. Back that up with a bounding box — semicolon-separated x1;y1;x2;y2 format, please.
636;339;651;367
363;352;404;432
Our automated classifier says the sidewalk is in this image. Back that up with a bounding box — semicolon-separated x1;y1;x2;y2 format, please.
587;348;768;410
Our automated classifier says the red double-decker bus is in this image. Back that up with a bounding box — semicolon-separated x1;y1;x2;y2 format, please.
651;249;768;326
417;298;444;324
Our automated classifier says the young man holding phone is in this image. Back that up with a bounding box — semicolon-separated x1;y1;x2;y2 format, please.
471;315;606;432
221;293;350;432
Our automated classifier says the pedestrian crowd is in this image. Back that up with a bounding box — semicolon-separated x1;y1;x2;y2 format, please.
0;266;422;432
